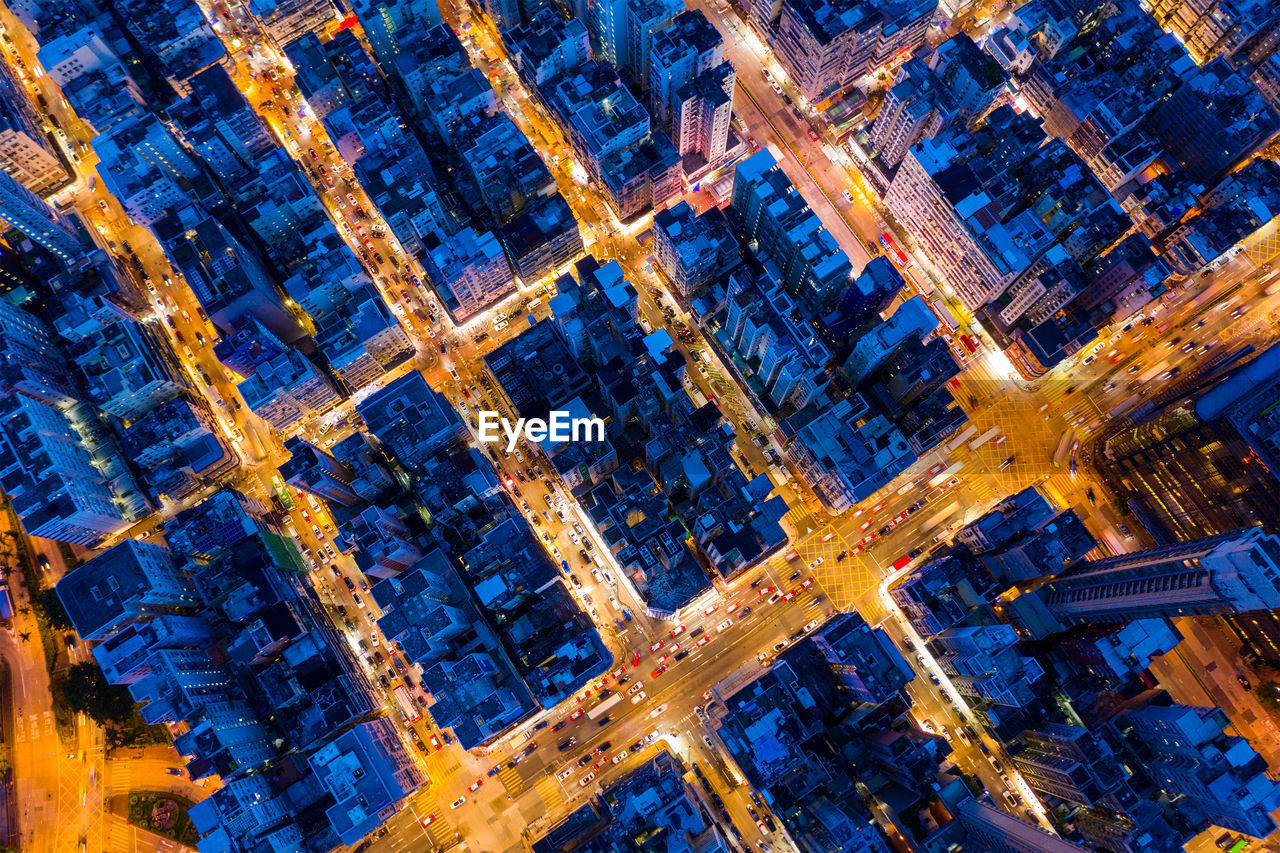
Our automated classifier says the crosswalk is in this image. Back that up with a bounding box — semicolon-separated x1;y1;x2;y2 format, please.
533;775;562;815
422;816;455;848
104;814;134;853
106;761;130;794
497;764;524;795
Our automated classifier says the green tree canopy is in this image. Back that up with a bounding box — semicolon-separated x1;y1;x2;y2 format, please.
61;662;134;726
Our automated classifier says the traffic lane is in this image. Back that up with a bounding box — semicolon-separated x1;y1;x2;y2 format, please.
513;591;817;789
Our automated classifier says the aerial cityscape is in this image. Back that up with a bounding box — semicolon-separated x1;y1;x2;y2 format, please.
0;0;1278;849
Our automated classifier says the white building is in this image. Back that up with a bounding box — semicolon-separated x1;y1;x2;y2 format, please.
425;227;516;322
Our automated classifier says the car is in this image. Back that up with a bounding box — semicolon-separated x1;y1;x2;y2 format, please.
649;640;665;653
165;767;183;776
429;735;442;750
670;624;686;637
804;619;820;631
579;772;596;787
630;691;647;704
737;606;752;620
1238;673;1253;691
569;709;584;721
612;749;629;763
807;128;819;142
628;682;645;695
801;576;815;589
757;586;775;597
577;753;593;767
557;767;574;780
747;136;760;152
420;814;437;827
697;635;711;647
841;190;854;204
468;779;483;792
450;796;466;809
704;604;718;616
717;619;733;632
651;665;668;678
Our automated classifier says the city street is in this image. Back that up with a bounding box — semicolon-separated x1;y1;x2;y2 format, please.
0;0;1278;849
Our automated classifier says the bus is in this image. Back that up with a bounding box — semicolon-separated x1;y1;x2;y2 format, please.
1052;432;1074;468
927;462;964;489
879;233;908;265
394;686;421;722
931;300;960;334
587;693;623;720
968;427;1001;451
945;425;978;453
1107;394;1142;420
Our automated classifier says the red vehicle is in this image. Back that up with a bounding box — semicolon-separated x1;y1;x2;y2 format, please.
631;653;641;667
696;636;711;647
703;604;718;616
468;779;483;792
801;577;815;589
929;463;946;476
747;136;760;152
429;735;442;750
651;665;668;679
807;129;819;142
421;814;437;827
649;640;665;653
891;554;913;571
670;625;686;637
569;709;584;721
757;587;775;597
727;600;742;613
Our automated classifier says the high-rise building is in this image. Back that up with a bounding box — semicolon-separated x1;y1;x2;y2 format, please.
649;11;725;126
351;0;443;71
0;61;70;195
57;540;197;641
280;437;363;508
0;167;83;262
866;58;948;169
1101;341;1280;543
0;391;131;546
423;226;516;322
623;0;683;87
652;201;739;296
245;0;342;48
730;150;854;307
1115;702;1280;838
357;371;468;473
809;612;914;704
308;718;425;845
769;0;934;103
1010;723;1124;806
1042;528;1280;624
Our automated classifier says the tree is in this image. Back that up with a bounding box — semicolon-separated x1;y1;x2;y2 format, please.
31;587;72;632
61;662;134;726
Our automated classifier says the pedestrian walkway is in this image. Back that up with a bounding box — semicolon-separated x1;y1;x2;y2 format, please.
497;763;524;795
